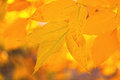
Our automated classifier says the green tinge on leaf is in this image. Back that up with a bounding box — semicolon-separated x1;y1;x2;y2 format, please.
26;22;68;46
32;29;69;74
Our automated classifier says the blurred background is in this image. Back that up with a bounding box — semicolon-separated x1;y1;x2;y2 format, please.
0;0;120;80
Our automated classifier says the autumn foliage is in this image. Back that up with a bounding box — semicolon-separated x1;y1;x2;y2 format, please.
0;0;120;79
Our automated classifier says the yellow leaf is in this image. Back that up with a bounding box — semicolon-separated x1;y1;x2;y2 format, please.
77;0;118;8
68;4;88;47
26;21;68;46
30;0;76;22
26;21;69;73
69;4;88;33
33;29;69;74
66;32;95;70
92;29;119;66
83;10;117;35
77;0;105;7
41;44;68;72
65;4;89;70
